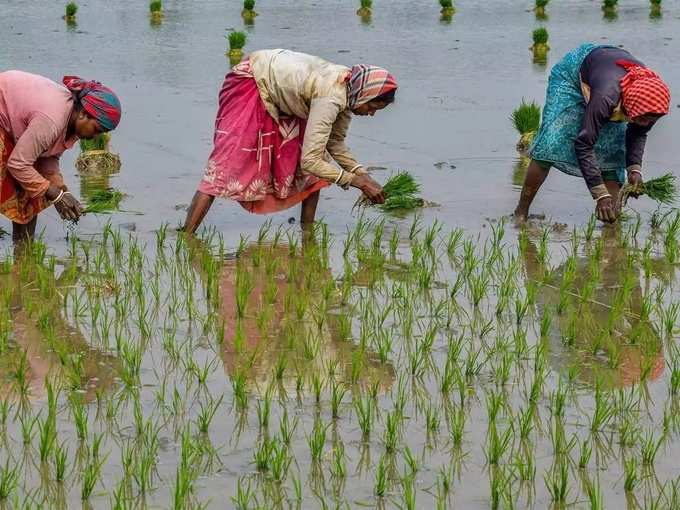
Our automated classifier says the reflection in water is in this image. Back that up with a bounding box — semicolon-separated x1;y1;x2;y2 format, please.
213;241;395;397
0;247;117;402
512;156;530;187
520;227;664;388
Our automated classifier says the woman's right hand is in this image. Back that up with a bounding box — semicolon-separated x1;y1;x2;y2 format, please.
46;185;84;221
595;196;618;223
351;174;386;204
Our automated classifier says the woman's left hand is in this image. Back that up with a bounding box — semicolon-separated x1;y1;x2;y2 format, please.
627;172;644;198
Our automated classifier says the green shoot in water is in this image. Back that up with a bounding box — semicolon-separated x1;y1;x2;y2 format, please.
244;0;255;10
150;0;162;14
511;100;541;135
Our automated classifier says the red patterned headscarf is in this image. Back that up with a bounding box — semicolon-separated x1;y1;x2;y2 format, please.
347;65;398;109
62;76;122;132
617;60;671;120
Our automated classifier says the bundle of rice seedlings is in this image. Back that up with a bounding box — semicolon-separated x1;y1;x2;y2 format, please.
535;0;549;17
357;0;372;17
64;2;77;22
354;172;424;212
439;0;455;16
618;172;678;209
650;0;662;17
511;100;541;153
75;133;121;174
84;188;124;214
227;31;247;61
242;0;258;18
150;0;163;22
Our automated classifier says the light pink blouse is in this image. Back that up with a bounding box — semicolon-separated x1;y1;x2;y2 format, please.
0;71;78;198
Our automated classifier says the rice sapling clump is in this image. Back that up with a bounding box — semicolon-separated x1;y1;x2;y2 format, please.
511;99;541;154
439;0;455;16
531;28;550;61
75;133;121;173
227;30;247;63
84;189;124;214
64;2;78;22
357;0;372;17
535;0;549;19
650;0;662;17
618;172;678;209
602;0;618;17
149;0;163;22
242;0;258;21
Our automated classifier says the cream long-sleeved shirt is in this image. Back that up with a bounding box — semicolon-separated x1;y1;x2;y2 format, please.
249;49;367;187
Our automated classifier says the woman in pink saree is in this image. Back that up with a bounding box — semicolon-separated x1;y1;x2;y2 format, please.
182;49;398;233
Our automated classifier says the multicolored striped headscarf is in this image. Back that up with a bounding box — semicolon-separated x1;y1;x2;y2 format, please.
347;65;398;109
62;76;122;132
616;60;670;120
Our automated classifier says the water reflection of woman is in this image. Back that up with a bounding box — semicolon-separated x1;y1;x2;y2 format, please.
0;254;117;402
520;228;664;388
214;241;395;396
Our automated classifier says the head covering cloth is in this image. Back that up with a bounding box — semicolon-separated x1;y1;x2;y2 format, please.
62;76;122;132
616;60;670;120
346;65;398;110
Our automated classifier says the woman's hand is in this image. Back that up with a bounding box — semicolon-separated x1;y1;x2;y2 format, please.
627;171;644;198
45;185;84;221
351;174;386;204
595;196;619;223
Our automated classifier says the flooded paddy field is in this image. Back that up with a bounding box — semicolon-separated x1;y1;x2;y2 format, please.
2;0;680;508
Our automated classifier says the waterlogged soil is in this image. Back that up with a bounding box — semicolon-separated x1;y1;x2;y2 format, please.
1;1;680;508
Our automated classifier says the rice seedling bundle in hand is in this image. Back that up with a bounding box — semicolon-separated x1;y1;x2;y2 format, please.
355;172;424;212
618;172;678;209
84;189;124;214
511;100;541;153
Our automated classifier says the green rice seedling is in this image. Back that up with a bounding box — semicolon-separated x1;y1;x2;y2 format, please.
278;409;299;446
426;404;441;433
544;461;569;503
402;446;418;475
331;382;347;419
514;450;535;481
485;425;514;466
511;100;541;153
401;472;417;510
384;408;402;453
149;0;162;16
226;30;247;60
53;441;69;482
0;458;19;500
650;0;662;17
76;133;121;172
308;419;328;462
271;440;292;482
641;429;663;466
19;413;38;445
357;0;372;17
81;451;105;500
374;455;388;497
518;407;535;440
231;369;248;410
253;436;276;471
64;2;78;21
623;456;638;492
586;478;604;510
660;301;679;337
256;395;271;430
355;396;373;439
578;438;592;469
196;394;223;434
590;385;613;432
37;415;57;462
330;442;347;479
231;476;256;509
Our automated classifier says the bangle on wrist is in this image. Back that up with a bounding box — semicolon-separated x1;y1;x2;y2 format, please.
595;193;612;203
628;169;642;177
334;169;345;184
51;190;65;205
349;164;363;174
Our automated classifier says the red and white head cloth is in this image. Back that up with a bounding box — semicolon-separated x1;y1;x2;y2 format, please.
347;65;398;109
617;60;671;120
